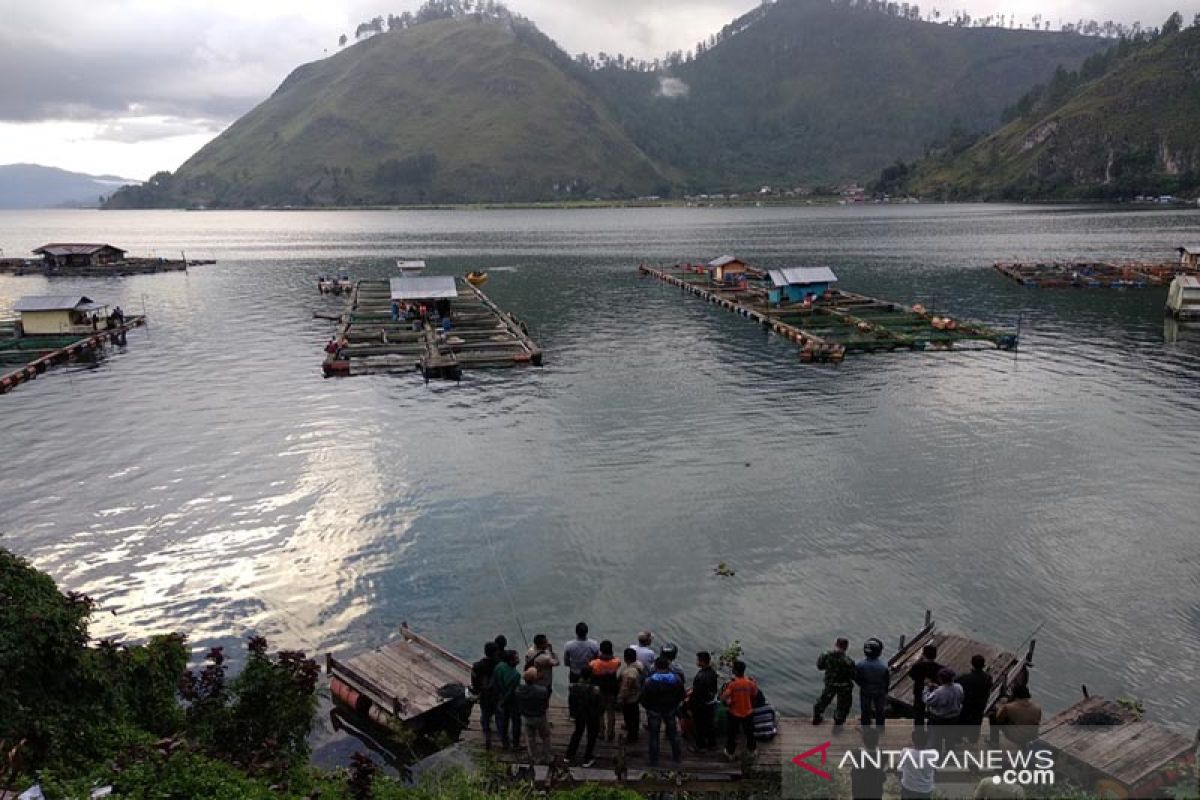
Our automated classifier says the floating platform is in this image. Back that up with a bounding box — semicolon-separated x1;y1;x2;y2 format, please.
640;265;1017;362
0;317;146;395
0;257;213;276
1038;693;1197;799
993;260;1199;289
326;625;474;738
886;611;1031;717
322;279;542;382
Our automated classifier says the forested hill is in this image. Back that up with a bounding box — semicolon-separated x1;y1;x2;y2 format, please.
891;15;1200;200
587;0;1107;190
106;13;669;208
105;0;1109;208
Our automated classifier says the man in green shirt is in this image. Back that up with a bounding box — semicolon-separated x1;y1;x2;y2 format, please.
492;649;522;750
812;637;856;726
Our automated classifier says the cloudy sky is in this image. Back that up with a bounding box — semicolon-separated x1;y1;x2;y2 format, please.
0;0;1182;180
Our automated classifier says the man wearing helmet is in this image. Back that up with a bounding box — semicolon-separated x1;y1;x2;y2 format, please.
856;637;890;727
660;642;687;687
812;637;856;726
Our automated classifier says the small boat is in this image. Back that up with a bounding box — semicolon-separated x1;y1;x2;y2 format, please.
397;260;427;274
465;271;489;287
1166;275;1200;319
318;274;353;295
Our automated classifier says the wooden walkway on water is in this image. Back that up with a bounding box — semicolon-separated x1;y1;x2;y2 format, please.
322;279;542;382
994;260;1200;289
886;611;1030;717
0;317;146;395
640;265;1017;362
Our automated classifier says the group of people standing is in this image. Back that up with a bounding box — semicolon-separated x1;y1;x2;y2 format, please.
469;623;771;769
812;638;1046;799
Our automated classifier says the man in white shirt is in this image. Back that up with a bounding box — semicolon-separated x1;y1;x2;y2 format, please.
630;631;656;674
563;621;600;684
899;728;939;799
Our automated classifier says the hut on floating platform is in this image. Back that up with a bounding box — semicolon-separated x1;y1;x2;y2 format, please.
766;266;839;306
390;276;457;318
1177;246;1200;270
708;255;751;285
13;296;110;335
33;243;126;269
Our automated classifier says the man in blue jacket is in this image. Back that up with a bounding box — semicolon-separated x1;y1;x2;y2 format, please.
640;657;685;767
855;637;890;728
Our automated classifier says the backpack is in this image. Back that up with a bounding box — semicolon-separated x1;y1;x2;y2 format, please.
752;702;778;740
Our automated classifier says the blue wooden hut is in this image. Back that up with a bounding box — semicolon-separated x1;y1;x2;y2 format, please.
766;267;839;306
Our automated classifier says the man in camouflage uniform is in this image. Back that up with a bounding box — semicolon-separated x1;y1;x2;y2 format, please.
812;637;856;726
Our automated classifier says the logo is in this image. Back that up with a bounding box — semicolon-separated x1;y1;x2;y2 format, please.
791;741;833;780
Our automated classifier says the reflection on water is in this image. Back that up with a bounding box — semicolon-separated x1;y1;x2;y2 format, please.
1;205;1199;759
1163;315;1200;343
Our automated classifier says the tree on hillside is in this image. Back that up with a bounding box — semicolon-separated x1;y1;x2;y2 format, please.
1162;10;1183;34
338;33;348;47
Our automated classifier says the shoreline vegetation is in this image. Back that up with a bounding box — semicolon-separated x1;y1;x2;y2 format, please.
90;196;1199;212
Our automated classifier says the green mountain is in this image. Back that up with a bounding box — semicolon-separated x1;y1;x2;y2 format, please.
109;16;670;208
589;0;1107;190
897;21;1200;200
106;0;1109;208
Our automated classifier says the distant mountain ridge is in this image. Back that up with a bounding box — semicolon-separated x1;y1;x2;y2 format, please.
104;0;1109;208
0;164;138;209
890;19;1200;199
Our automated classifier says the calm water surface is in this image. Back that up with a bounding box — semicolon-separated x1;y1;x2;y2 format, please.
1;205;1198;759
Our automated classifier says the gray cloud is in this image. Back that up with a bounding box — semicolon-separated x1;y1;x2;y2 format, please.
93;117;226;143
0;2;334;124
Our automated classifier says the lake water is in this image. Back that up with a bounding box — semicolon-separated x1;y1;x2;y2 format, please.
2;205;1198;759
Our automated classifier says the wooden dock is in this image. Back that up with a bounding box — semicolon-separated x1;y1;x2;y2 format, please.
886;611;1032;718
993;260;1200;289
0;317;146;395
322;279;542;382
1039;694;1197;799
640;265;1017;362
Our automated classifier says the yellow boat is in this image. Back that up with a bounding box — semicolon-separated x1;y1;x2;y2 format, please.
466;271;489;287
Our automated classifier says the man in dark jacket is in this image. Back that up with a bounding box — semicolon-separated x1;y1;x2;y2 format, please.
515;668;552;764
690;651;719;751
956;654;994;740
470;641;500;748
907;644;943;726
813;637;856;726
855;638;890;728
640;657;685;767
492;649;522;750
566;665;602;766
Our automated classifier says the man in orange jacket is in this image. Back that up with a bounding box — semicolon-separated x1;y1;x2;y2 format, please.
721;660;759;759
